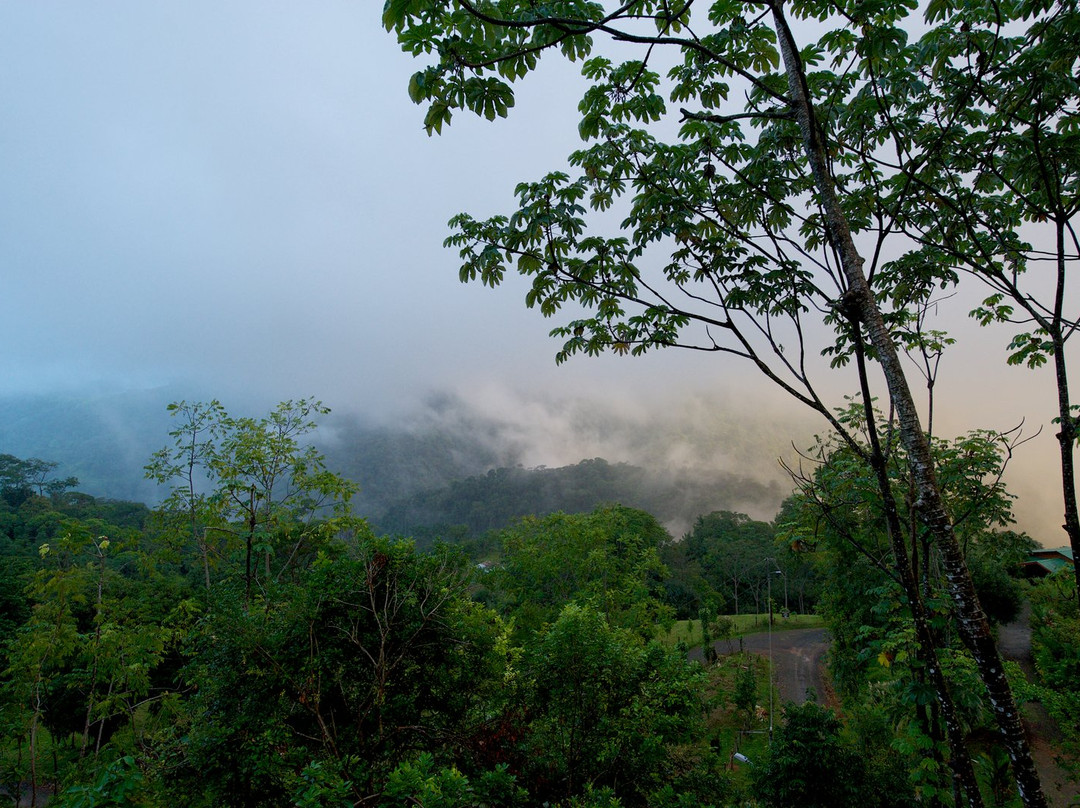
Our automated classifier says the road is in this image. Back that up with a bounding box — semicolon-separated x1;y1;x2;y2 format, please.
691;626;834;706
997;604;1077;808
691;616;1076;807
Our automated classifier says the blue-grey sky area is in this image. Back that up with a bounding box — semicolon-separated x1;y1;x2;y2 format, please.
1;2;581;404
0;3;1073;539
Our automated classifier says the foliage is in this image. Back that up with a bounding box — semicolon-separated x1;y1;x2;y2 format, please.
656;612;825;648
1028;572;1080;767
383;0;1061;798
2;525;173;799
52;755;153;808
0;426;747;807
732;655;757;729
750;700;869;808
162;533;497;807
377;754;527;808
492;505;672;637
856;0;1080;598
376;458;649;537
520;602;724;806
0;414;1065;806
145;399;359;596
0;453;79;500
293;759;355;808
664;510;816;618
780;406;1028;691
778;405;1041;801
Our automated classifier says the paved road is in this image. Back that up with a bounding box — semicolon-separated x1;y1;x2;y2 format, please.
691;626;833;706
693;615;1077;807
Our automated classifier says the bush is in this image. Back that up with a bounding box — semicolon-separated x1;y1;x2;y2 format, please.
750;701;866;808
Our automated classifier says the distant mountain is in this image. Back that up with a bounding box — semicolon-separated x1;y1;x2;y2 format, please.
318;409;513;521
367;457;784;538
0;388;797;536
0;388;174;504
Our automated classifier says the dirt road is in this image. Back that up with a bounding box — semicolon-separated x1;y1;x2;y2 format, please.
998;605;1077;808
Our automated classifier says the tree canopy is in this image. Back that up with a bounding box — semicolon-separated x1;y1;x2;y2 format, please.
384;0;1071;803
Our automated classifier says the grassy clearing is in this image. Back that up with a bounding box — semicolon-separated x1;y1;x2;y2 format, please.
659;612;825;648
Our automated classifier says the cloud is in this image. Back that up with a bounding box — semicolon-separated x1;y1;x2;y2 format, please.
0;2;1073;547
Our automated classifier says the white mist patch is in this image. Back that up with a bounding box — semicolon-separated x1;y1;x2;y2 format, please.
378;381;819;526
444;383;811;473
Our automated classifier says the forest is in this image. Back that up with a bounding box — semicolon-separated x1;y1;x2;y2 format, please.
0;395;1076;807
3;0;1080;803
376;0;1080;805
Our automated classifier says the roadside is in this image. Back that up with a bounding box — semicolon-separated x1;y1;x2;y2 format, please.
691;614;1075;807
661;613;825;648
998;603;1078;808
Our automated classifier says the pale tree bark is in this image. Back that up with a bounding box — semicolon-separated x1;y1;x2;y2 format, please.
771;3;1047;804
850;327;984;807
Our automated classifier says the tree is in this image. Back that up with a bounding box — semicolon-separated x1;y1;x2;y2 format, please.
145;400;225;589
682;510;777;616
146;399;358;601
384;2;1047;803
492;505;672;637
1027;572;1080;778
837;1;1080;603
750;700;869;808
3;547;81;807
2;519;172;805
521;602;724;806
167;534;503;808
781;407;1039;795
732;653;757;730
0;454;78;504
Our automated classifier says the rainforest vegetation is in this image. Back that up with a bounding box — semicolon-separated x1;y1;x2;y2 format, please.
2;0;1080;801
0;395;1075;807
379;0;1080;803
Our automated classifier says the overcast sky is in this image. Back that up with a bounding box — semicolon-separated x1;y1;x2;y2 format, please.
0;3;1074;541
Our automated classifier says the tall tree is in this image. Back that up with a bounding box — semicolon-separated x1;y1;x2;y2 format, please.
521;602;720;805
782;406;1034;799
845;0;1080;601
683;510;777;615
0;454;78;502
384;1;1048;802
169;534;497;808
493;505;671;637
146;399;357;601
145;400;225;589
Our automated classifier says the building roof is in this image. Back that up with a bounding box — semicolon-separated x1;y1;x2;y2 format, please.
1023;546;1074;576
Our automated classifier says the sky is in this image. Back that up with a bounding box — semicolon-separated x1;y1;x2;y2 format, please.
0;3;1074;541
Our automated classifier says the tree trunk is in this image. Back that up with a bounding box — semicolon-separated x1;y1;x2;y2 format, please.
1053;344;1080;606
245;485;256;606
200;529;211;590
853;331;984;807
1051;219;1080;607
29;683;41;808
771;4;1047;805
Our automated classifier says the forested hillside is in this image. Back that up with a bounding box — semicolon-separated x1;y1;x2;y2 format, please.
0;399;1075;807
0;390;788;537
368;457;781;540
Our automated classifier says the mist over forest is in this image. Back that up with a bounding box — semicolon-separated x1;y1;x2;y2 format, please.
0;386;806;536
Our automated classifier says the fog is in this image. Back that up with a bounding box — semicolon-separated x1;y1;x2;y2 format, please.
0;3;1073;544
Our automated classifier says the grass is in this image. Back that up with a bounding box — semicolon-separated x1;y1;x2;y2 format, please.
659;612;825;648
701;650;778;791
